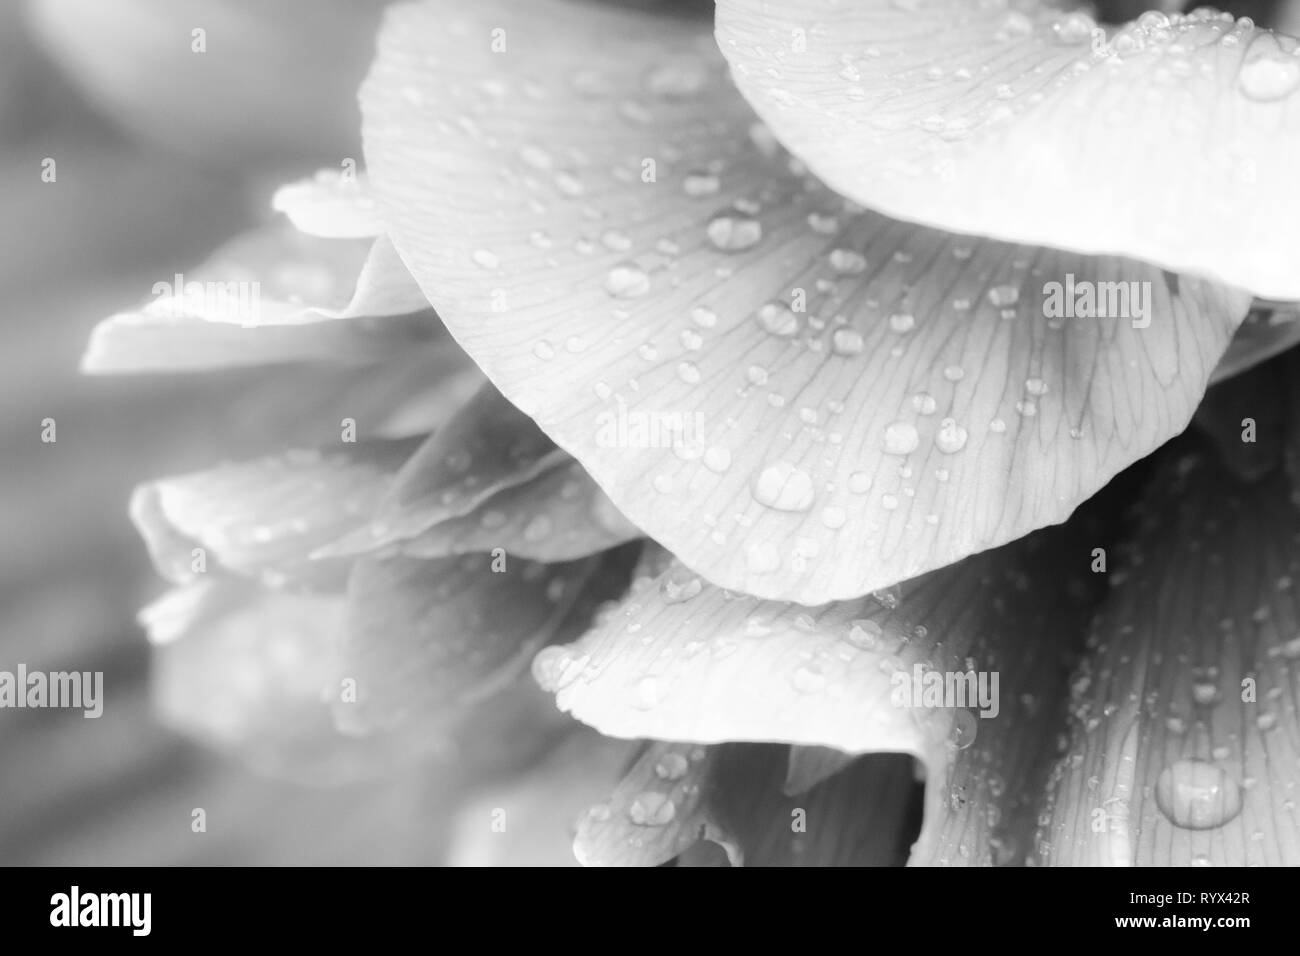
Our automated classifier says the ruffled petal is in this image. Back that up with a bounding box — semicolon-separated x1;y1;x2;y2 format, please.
402;459;642;563
271;168;385;239
82;224;435;373
362;0;1250;603
717;1;1300;299
320;383;571;557
130;439;418;588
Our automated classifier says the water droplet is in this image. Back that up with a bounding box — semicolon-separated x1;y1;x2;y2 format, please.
934;418;968;453
752;461;816;512
1155;760;1243;830
846;618;883;650
1239;49;1300;103
951;709;978;749
677;361;701;384
911;392;937;415
653;752;690;781
821;505;846;529
1052;11;1098;46
755;301;800;337
987;284;1020;307
706;210;763;251
605;264;650;298
829;248;867;274
831;328;864;355
691;306;718;328
1025;377;1049;396
472;249;499;269
889;312;916;333
683;171;721;197
883;421;920;456
703;445;731;473
661;570;703;604
629;791;677;826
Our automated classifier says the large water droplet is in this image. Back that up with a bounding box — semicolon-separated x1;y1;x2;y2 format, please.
1155;760;1243;830
1239;49;1300;103
752;461;816;512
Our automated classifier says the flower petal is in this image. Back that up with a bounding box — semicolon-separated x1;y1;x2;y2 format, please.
716;1;1300;299
1211;304;1300;384
320;383;571;557
540;521;1102;863
1040;453;1300;865
82;224;434;373
575;741;920;866
130;439;418;588
1194;359;1283;483
271;168;385;239
363;0;1250;602
334;553;598;733
402;459;642;562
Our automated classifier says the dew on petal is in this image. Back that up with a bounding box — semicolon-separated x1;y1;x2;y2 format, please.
605;264;650;298
629;791;677;826
883;421;920;456
706;210;763;251
1154;760;1243;830
752;461;816;512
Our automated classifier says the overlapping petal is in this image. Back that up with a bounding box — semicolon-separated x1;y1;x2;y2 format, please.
1040;452;1300;865
334;553;599;734
717;0;1300;299
362;0;1251;603
82;223;437;372
537;522;1104;863
130;439;418;588
574;740;919;866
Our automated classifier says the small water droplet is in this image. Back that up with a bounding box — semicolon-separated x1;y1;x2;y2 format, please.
987;284;1020;307
934;418;968;453
605;264;650;298
653;752;690;781
889;312;916;333
883;421;920;456
831;328;864;355
706;210;763;251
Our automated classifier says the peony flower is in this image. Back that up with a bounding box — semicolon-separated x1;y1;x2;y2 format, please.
84;0;1300;866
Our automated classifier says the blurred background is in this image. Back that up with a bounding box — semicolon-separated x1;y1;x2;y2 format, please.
0;0;495;865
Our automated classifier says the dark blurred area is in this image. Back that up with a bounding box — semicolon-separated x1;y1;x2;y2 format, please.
0;0;464;864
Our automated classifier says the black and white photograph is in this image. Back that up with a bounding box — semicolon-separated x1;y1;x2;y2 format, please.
1;0;1298;896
